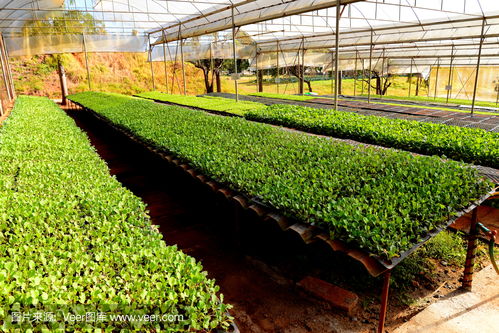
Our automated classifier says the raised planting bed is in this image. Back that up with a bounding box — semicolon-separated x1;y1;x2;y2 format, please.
136;91;266;116
245;104;499;168
0;96;232;331
68;92;494;262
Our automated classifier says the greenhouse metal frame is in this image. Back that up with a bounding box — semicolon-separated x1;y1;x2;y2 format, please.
1;1;498;332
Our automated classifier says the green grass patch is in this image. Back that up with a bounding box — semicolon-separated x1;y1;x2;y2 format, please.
247;92;321;101
364;94;499;109
68;92;492;260
0;96;231;331
245;104;499;168
137;91;266;116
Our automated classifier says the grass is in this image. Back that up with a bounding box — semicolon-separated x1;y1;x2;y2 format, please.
247;92;319;101
136;91;266;115
366;94;499;109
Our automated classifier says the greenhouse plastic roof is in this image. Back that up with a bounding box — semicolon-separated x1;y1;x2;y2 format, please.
0;0;499;68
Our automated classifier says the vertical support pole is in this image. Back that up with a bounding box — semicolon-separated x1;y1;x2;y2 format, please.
360;52;365;96
378;270;391;333
148;35;156;91
256;50;263;93
231;6;239;101
0;34;12;101
333;0;341;110
462;208;479;291
353;51;358;97
381;48;386;96
471;18;486;116
82;33;92;91
446;45;455;104
0;32;15;100
166;30;172;92
255;47;258;92
434;57;440;100
299;38;305;95
276;41;280;95
331;51;334;95
301;38;305;94
180;39;186;95
408;58;413;98
210;42;215;93
57;58;68;105
368;29;373;103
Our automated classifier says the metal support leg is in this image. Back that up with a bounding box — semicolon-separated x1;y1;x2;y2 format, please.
378;270;391;333
462;208;479;291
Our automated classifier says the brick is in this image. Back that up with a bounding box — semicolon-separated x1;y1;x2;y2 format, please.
298;276;359;315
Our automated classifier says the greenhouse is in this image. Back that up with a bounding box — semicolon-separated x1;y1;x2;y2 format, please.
0;1;498;332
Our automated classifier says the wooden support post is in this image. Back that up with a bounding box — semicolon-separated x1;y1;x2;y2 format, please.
57;58;68;105
378;270;391;333
462;208;479;291
471;18;486;116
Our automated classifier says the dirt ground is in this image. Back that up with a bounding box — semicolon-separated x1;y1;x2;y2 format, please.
62;104;492;333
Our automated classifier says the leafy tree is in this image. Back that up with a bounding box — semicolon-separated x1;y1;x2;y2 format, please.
22;9;104;103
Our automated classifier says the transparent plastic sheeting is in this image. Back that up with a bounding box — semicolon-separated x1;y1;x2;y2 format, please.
4;35;148;57
155;0;360;43
256;16;499;54
0;0;64;31
149;41;255;62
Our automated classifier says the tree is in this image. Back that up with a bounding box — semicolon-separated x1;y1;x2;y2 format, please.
23;10;104;104
188;31;253;93
288;65;313;92
191;58;224;93
362;70;392;95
